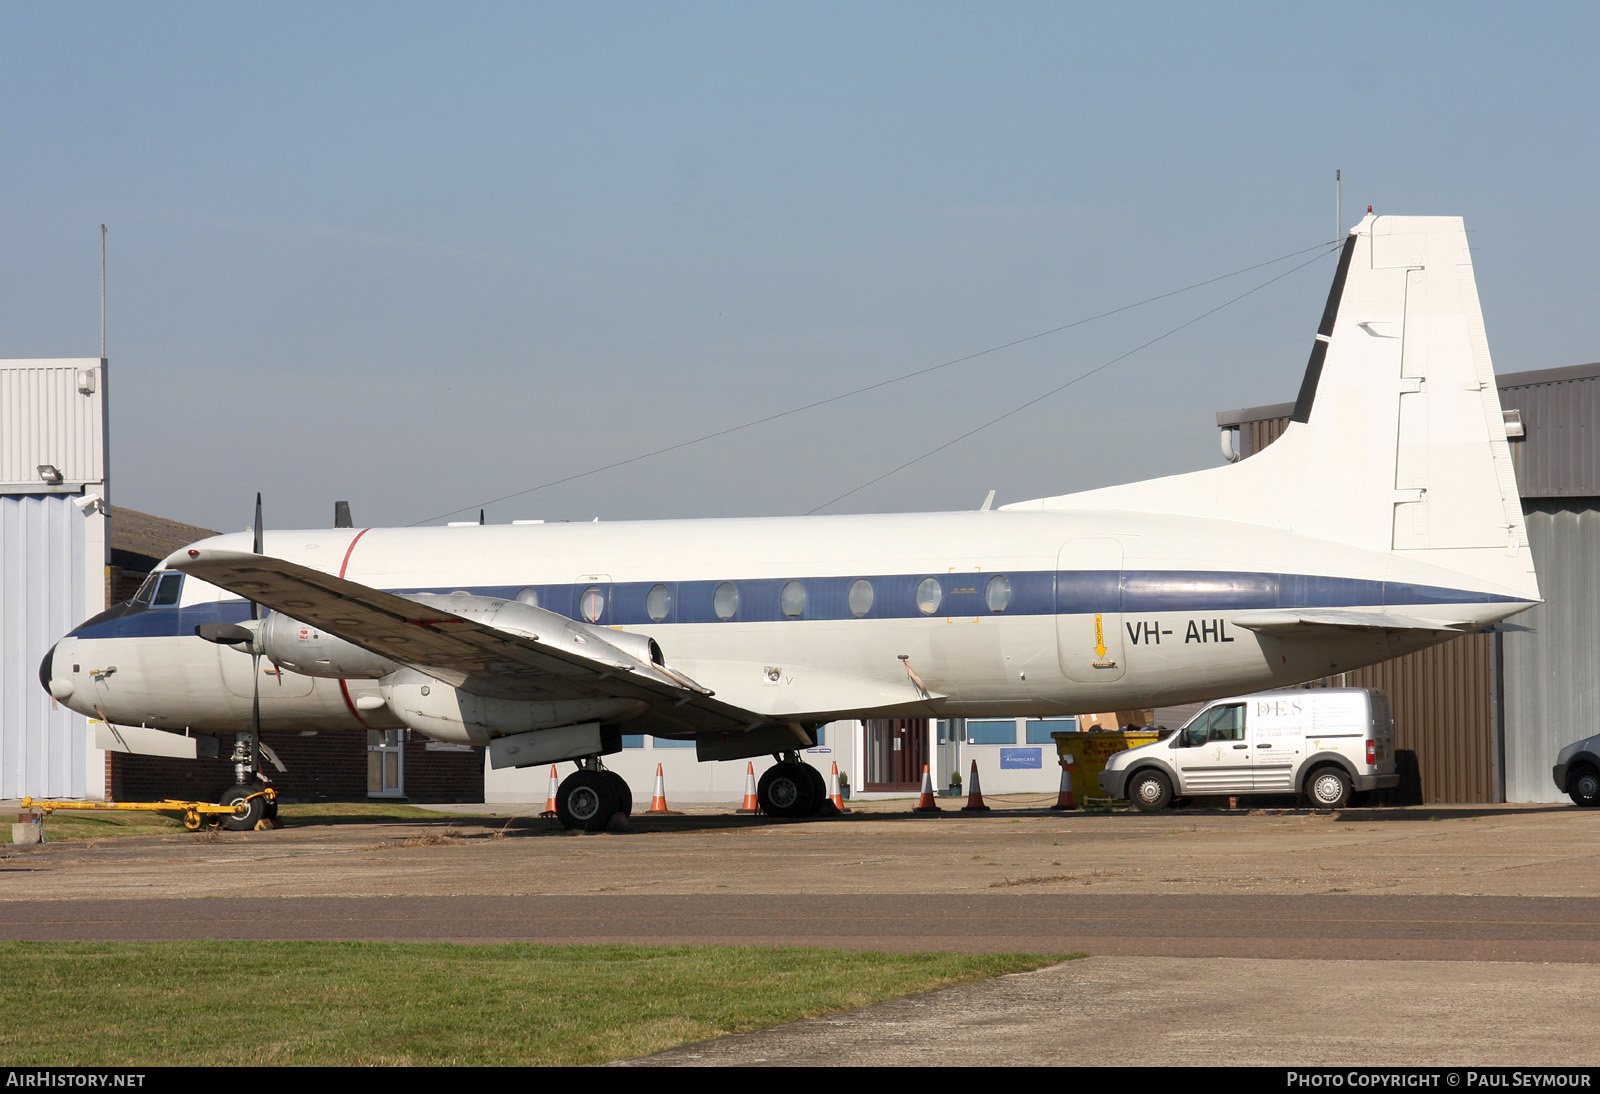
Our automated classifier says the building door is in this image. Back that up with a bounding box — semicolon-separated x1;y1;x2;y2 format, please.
863;718;929;791
367;729;404;797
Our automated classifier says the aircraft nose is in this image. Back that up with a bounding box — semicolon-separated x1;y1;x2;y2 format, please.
39;641;74;701
39;642;57;695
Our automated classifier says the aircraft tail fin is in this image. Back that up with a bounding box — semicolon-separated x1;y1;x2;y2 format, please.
1006;214;1538;602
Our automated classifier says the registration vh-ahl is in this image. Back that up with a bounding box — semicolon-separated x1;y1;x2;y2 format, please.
41;215;1539;829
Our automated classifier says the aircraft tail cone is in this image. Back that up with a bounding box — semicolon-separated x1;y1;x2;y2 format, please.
961;759;990;812
736;762;760;814
647;763;670;814
913;764;941;813
828;761;847;813
1052;756;1077;811
544;765;559;816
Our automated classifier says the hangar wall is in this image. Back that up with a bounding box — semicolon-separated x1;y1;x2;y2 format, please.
0;359;110;800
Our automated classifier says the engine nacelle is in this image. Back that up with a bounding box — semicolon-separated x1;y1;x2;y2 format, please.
260;612;399;678
379;668;649;746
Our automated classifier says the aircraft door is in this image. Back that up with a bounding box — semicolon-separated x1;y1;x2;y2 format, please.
1056;540;1125;683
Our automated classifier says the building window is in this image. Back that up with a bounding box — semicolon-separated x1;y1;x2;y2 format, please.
652;736;696;749
621;734;645;749
966;719;1017;745
1025;719;1071;744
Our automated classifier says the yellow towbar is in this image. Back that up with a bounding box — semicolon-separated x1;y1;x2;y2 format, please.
20;787;277;832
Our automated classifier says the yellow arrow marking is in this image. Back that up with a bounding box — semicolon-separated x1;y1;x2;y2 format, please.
1093;613;1108;660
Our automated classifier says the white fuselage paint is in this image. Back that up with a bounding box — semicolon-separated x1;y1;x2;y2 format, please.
51;506;1529;740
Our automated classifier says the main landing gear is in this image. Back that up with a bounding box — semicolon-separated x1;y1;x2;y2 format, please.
756;753;828;819
553;759;633;832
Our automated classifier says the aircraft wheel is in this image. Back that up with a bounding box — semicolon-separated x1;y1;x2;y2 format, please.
603;771;633;816
219;785;269;831
556;771;622;832
757;762;820;818
1306;767;1352;809
1568;766;1600;808
1128;769;1173;812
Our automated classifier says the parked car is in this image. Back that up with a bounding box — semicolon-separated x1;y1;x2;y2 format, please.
1552;733;1600;807
1099;688;1398;810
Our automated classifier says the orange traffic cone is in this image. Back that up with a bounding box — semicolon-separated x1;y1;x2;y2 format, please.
544;765;559;815
914;764;941;813
828;761;846;812
737;762;760;814
648;763;670;814
1052;754;1077;810
961;759;990;812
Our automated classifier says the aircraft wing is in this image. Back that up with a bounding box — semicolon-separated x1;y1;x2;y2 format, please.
170;548;783;739
1230;609;1471;635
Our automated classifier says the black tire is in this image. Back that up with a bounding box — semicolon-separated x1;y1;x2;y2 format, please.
1306;766;1352;809
802;763;827;814
604;771;634;816
1128;769;1173;812
757;762;820;818
219;785;269;831
1568;766;1600;808
555;771;622;832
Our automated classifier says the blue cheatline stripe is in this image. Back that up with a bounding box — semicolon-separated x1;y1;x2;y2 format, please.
67;569;1524;640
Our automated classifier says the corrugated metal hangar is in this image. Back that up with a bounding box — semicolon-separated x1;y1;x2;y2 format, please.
1;358;110;800
1216;361;1600;803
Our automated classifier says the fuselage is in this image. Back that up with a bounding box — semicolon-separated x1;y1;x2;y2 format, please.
45;506;1534;741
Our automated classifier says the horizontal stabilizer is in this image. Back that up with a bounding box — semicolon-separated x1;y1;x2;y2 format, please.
1231;609;1470;635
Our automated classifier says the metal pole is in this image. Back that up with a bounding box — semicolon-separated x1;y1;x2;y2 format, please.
1335;171;1341;240
100;224;106;359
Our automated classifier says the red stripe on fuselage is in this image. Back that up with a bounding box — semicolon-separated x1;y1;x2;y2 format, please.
338;527;371;579
337;529;373;727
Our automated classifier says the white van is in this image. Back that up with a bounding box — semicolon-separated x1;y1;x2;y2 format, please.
1098;688;1398;810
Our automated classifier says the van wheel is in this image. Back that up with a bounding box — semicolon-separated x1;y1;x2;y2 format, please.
1569;766;1600;808
1306;768;1352;809
1128;770;1173;812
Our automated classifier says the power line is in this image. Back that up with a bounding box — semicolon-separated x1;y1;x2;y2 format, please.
410;239;1339;526
805;243;1343;514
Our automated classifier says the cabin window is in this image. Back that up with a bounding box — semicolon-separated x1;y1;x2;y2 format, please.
916;577;942;615
985;574;1012;613
646;584;672;622
713;582;740;621
579;586;605;623
515;588;539;608
780;580;806;619
848;579;874;617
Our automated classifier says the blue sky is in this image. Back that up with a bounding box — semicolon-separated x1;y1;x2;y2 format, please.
4;2;1596;532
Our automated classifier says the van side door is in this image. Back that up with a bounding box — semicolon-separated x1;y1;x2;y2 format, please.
1170;702;1252;795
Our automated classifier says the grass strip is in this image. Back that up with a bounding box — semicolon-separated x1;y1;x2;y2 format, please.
0;940;1071;1066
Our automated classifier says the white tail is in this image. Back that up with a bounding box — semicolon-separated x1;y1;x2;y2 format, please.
1007;214;1538;603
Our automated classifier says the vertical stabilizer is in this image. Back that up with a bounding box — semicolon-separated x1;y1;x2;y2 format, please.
1005;214;1538;601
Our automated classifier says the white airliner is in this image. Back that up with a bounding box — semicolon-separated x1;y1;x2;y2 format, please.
41;214;1538;829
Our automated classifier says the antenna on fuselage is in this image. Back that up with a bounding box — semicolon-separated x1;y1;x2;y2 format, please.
334;501;352;528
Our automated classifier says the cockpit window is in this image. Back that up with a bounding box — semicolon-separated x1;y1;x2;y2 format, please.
131;571;184;608
132;573;159;606
152;572;184;607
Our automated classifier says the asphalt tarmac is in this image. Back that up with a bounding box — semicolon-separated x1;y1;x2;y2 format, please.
4;798;1597;1066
